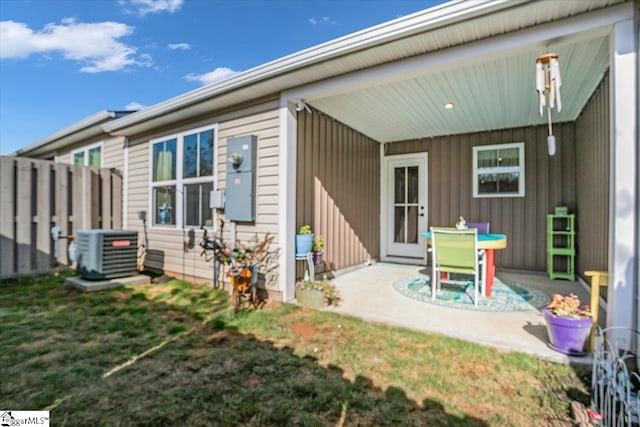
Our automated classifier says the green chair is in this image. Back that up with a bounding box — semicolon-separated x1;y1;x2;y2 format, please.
430;226;481;306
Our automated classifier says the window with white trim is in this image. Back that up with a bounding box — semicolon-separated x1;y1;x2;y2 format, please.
151;126;216;227
472;142;525;198
72;142;103;167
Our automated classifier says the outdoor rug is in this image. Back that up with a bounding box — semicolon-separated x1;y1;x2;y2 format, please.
392;274;549;312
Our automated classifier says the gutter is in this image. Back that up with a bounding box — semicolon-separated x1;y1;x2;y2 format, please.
14;110;116;157
103;0;523;135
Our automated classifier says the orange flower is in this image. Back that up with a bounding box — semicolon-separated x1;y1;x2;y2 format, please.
546;293;591;319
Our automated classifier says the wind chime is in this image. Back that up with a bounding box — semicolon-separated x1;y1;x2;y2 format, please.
535;53;562;155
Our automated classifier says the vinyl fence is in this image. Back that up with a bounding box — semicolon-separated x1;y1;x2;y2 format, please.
0;156;122;279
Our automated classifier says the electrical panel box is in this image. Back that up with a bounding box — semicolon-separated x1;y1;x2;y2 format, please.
225;135;257;222
209;190;225;209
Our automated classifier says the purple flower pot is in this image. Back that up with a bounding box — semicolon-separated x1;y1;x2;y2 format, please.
543;308;593;356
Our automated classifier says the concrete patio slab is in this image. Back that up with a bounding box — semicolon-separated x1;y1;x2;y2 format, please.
322;262;600;365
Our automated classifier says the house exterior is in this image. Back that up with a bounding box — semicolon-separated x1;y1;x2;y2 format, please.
13;0;638;332
14;110;134;169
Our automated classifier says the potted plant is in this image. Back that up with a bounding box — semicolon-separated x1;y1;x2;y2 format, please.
296;224;313;255
543;293;593;356
312;235;324;264
295;279;340;308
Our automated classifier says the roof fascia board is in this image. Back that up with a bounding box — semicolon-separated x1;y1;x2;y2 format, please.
124;99;280;146
15;110;115;156
284;1;633;103
103;0;520;134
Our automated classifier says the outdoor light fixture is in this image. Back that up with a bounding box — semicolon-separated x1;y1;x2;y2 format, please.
295;101;311;113
443;102;454;109
536;53;562;156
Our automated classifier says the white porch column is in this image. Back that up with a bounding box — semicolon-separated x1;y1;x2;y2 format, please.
278;98;297;301
607;18;638;332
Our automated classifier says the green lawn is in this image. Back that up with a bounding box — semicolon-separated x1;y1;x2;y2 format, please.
0;273;590;426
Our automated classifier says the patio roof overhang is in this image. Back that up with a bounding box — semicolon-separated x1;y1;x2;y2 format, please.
284;3;631;143
103;0;631;141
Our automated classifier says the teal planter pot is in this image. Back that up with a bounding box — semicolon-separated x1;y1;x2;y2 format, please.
296;233;313;255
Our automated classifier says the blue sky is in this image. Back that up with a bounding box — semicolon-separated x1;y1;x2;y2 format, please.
0;0;446;155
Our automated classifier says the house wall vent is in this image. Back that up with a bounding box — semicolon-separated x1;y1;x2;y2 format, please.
76;229;138;280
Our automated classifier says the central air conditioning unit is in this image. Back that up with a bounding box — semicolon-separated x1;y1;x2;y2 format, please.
76;229;138;280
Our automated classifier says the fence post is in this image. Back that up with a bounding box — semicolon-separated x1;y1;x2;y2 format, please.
55;162;69;266
112;170;122;229
35;161;52;272
101;168;112;229
0;157;15;278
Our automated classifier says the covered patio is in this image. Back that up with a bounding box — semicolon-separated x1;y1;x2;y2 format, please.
327;262;600;363
282;0;636;340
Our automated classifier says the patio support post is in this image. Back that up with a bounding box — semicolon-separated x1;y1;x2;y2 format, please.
607;18;638;344
278;97;297;301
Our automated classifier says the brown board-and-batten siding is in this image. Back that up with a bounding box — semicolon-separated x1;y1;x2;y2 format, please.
575;74;609;275
123;103;281;289
296;109;381;273
386;122;577;272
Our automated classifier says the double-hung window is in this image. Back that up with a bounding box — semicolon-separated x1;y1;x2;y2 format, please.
472;142;525;198
151;126;216;227
72;142;102;167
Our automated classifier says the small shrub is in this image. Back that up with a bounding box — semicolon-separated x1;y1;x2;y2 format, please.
298;225;312;235
296;280;340;306
312;235;324;252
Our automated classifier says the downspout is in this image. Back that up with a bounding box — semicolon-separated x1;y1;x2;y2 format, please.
634;0;640;340
123;138;129;229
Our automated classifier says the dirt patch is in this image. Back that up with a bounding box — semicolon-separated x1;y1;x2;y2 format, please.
395;349;413;358
291;322;319;339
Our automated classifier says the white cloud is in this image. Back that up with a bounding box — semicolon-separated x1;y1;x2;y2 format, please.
124;101;146;110
184;67;238;86
167;42;190;50
125;0;183;17
308;16;337;26
0;19;150;73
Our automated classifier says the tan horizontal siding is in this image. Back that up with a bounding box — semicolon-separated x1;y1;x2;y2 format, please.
124;103;280;289
54;152;71;164
103;136;125;171
126;141;149;231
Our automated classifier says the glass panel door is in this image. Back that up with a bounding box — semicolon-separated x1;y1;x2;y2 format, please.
386;154;427;259
393;166;419;244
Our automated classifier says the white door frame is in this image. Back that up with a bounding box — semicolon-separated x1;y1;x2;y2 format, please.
380;151;428;263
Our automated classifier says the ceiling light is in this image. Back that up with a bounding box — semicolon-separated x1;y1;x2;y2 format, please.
443;102;454;109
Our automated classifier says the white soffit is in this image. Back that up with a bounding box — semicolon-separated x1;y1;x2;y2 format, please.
308;35;610;142
104;0;629;137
